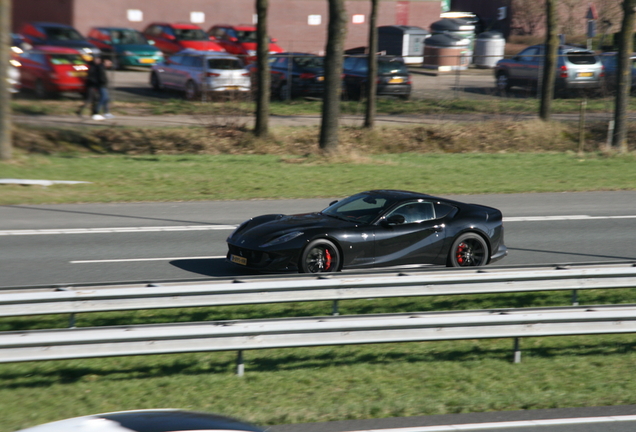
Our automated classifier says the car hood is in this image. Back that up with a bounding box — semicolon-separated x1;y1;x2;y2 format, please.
114;44;161;54
231;213;350;246
43;40;96;50
179;40;224;51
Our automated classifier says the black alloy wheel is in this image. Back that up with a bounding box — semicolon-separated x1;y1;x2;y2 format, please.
448;233;489;267
300;239;340;273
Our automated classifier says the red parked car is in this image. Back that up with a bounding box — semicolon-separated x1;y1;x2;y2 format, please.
18;46;88;98
208;24;283;63
142;23;225;55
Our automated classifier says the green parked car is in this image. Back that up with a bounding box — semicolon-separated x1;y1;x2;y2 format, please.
87;27;164;69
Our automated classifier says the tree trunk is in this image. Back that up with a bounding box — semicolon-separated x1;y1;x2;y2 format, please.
539;0;558;121
319;0;347;152
364;0;379;129
0;0;12;160
612;0;635;152
254;0;270;137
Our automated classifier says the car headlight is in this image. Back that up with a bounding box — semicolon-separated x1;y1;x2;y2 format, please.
260;231;304;248
123;50;135;56
83;47;101;55
247;50;257;56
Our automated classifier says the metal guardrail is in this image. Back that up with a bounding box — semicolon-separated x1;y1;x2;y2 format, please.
2;304;636;368
1;264;636;319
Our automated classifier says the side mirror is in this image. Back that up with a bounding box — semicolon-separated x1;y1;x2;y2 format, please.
209;35;217;41
383;214;405;226
148;39;155;45
229;36;238;42
329;200;338;206
271;38;278;43
163;33;176;41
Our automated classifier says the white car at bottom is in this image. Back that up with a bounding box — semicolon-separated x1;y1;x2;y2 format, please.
150;49;251;99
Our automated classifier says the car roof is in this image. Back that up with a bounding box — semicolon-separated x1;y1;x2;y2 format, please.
174;49;240;58
30;22;76;29
93;26;139;32
167;23;205;30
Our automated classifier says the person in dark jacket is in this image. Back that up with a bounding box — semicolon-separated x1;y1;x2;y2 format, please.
77;55;113;120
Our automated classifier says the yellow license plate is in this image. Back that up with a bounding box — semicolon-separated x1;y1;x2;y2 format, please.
389;77;404;84
317;76;324;81
230;254;247;265
140;58;156;64
69;71;87;77
226;86;240;90
577;72;594;77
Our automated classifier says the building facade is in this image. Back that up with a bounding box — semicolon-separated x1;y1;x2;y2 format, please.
13;0;442;54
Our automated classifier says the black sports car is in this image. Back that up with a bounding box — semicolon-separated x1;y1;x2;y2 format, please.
226;190;507;273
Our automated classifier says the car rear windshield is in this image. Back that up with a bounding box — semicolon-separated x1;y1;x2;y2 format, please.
378;60;408;74
566;51;597;65
208;58;244;70
110;29;147;45
49;54;86;65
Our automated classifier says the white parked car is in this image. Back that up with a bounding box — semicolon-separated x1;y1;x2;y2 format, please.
150;49;251;99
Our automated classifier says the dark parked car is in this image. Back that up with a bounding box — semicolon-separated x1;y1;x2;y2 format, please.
256;52;326;100
16;409;264;432
227;190;507;273
494;44;604;94
342;55;412;100
87;27;164;69
599;52;636;92
18;22;100;57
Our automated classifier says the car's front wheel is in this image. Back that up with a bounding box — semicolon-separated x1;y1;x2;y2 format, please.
150;72;162;91
299;239;340;273
185;80;198;100
496;72;510;93
447;233;489;267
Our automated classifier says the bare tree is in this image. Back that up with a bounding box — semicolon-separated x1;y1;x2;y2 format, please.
612;0;635;152
511;0;546;35
0;0;12;160
559;0;580;36
254;0;270;137
539;0;558;121
364;0;378;129
319;0;347;151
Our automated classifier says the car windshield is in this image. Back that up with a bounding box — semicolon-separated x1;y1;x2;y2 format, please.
294;56;324;69
236;30;257;42
378;59;408;74
322;193;391;224
208;58;244;70
49;54;86;65
44;26;85;41
109;29;147;45
174;28;208;41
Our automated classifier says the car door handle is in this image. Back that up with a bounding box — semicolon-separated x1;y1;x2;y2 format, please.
432;225;445;232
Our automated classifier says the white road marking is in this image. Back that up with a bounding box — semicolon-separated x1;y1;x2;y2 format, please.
352;414;636;431
504;215;636;222
70;255;226;264
0;225;237;236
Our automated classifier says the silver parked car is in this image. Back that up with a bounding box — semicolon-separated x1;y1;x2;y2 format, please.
150;49;251;99
495;44;604;94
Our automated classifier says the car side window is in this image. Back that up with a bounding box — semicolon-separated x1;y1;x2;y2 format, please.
168;55;183;65
353;58;368;74
387;202;436;224
273;57;288;68
343;56;357;70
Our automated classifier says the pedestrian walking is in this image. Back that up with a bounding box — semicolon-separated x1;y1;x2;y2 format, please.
77;55;113;120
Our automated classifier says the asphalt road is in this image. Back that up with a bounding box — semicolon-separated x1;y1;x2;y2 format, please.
1;191;635;288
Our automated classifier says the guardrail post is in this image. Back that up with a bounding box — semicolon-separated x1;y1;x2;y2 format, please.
571;289;579;306
236;350;245;377
69;313;76;329
332;300;340;316
513;338;521;363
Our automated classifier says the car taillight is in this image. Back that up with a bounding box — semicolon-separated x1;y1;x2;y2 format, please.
207;72;220;77
407;74;412;85
242;72;250;77
560;65;568;78
299;72;316;80
600;65;605;78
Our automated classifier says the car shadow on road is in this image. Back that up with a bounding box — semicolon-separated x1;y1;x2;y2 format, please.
170;258;262;278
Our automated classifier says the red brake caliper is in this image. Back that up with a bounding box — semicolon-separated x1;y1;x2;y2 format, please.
456;243;466;264
324;249;332;271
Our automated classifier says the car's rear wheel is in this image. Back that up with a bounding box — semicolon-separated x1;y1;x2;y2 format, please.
447;233;489;267
185;80;198;100
496;73;510;93
299;239;340;273
277;82;289;101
